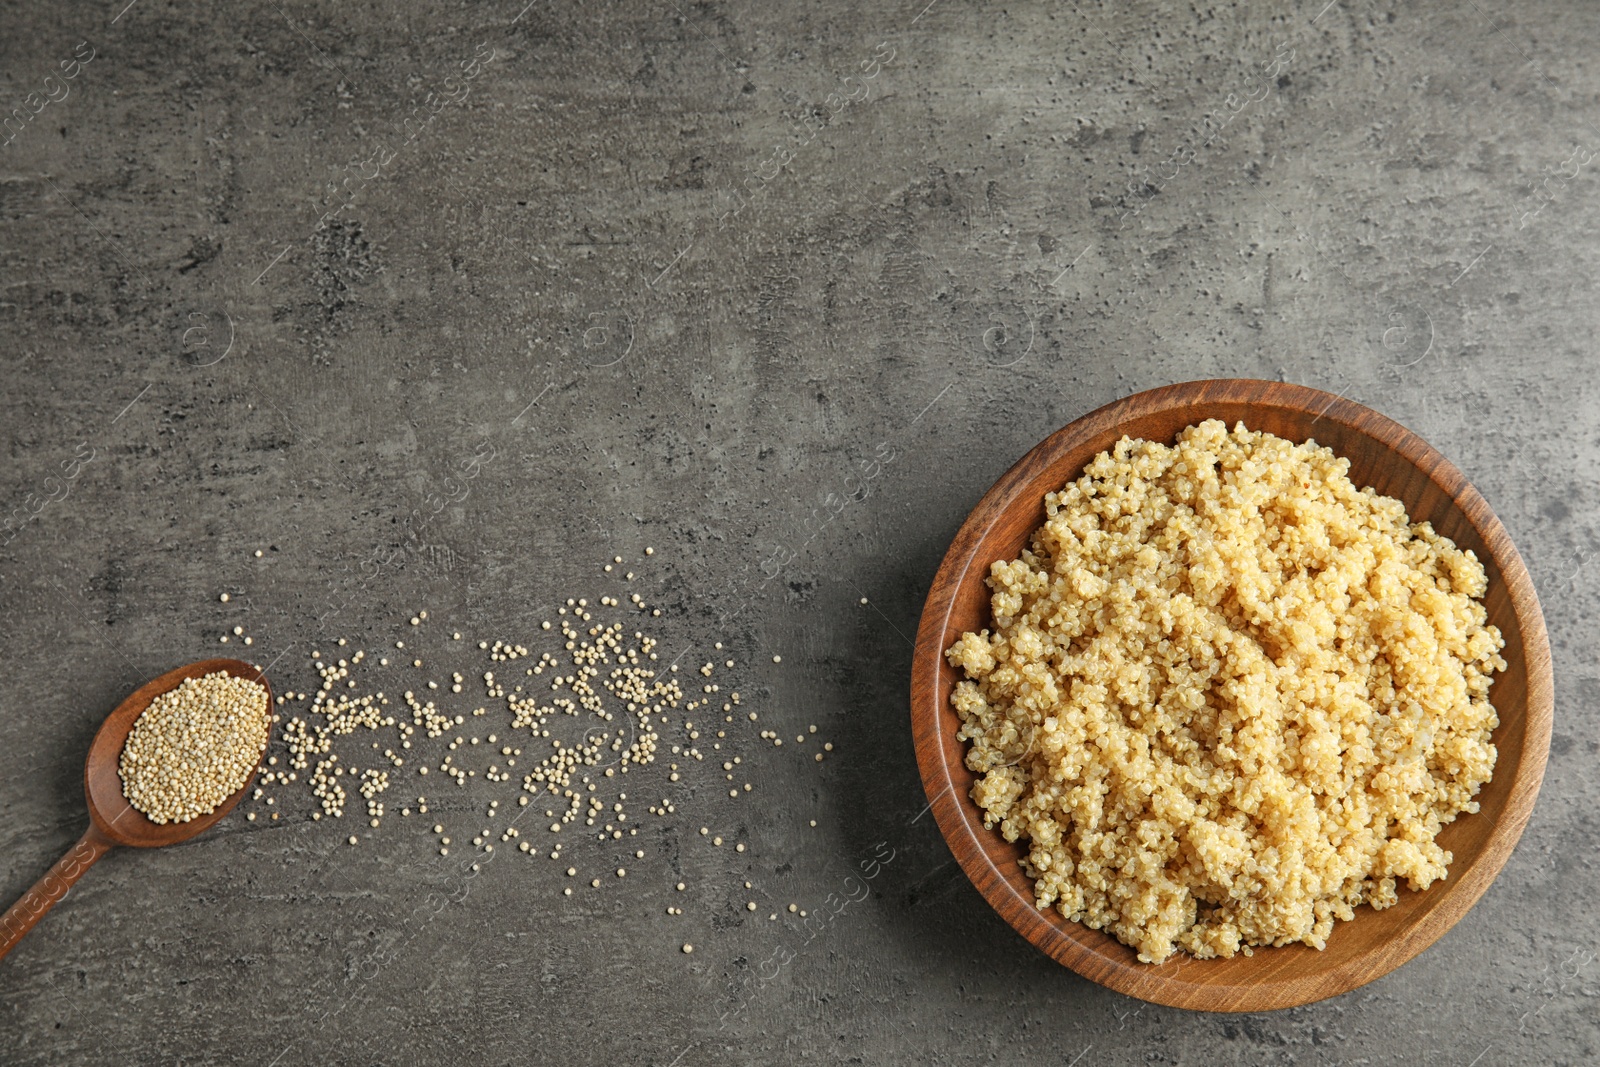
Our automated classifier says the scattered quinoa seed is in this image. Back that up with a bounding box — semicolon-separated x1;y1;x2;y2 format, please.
188;579;782;924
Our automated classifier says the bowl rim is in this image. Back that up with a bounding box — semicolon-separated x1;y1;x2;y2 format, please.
909;378;1553;1012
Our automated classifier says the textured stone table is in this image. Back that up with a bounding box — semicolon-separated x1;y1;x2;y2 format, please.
2;0;1596;1063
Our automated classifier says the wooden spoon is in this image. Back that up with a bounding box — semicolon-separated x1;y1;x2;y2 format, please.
0;658;273;963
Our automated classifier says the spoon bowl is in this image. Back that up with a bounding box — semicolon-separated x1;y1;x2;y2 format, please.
84;658;272;847
0;658;272;961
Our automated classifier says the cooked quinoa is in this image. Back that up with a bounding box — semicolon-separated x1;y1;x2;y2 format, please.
946;419;1505;963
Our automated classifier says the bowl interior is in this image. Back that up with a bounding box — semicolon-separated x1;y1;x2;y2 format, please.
914;381;1551;1010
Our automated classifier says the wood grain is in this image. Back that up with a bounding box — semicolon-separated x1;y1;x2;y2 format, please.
909;379;1553;1013
0;826;113;962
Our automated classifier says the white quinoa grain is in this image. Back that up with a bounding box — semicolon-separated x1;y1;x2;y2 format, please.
118;671;271;824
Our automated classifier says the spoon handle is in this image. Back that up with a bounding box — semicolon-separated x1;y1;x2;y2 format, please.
0;824;114;963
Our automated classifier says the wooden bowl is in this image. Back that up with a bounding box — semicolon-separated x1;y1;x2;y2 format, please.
910;379;1553;1012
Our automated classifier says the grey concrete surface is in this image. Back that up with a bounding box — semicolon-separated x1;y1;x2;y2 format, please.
1;0;1597;1063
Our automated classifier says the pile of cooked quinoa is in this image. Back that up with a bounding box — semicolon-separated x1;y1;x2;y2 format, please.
946;419;1505;963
